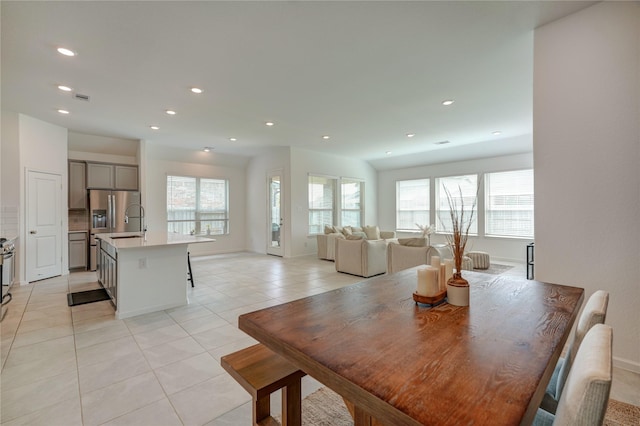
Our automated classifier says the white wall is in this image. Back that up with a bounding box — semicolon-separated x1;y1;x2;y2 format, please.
378;153;533;262
246;147;290;255
1;111;20;238
16;114;69;282
534;2;640;371
144;144;248;256
290;148;378;257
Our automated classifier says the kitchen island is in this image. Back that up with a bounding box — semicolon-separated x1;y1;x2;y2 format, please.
95;232;212;319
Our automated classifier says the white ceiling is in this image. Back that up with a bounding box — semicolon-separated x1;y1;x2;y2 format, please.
1;1;596;170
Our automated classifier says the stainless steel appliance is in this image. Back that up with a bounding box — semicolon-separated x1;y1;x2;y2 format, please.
1;237;17;321
89;190;142;271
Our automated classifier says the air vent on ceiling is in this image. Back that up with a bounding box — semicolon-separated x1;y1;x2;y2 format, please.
435;140;450;145
73;93;90;101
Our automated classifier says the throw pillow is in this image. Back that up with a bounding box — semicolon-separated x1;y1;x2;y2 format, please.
363;225;381;240
351;226;363;233
333;226;343;235
398;237;427;247
324;225;335;234
341;226;353;236
346;234;364;240
351;231;367;239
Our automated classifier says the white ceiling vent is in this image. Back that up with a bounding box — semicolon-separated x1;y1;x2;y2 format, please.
73;93;90;101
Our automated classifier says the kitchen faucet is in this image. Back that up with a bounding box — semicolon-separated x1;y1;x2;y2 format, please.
124;203;147;241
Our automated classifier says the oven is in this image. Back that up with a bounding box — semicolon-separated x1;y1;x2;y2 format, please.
1;237;17;321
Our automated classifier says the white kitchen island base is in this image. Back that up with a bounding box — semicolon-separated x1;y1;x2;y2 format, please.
96;232;212;320
116;244;189;319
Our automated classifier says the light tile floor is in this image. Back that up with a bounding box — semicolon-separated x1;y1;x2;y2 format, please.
1;253;638;425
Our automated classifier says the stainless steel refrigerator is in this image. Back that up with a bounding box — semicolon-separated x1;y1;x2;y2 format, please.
89;190;142;270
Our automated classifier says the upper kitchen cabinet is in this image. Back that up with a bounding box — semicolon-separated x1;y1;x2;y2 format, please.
114;165;138;190
69;160;87;209
87;162;138;190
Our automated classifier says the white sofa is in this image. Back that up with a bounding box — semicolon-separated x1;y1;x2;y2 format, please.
335;238;390;277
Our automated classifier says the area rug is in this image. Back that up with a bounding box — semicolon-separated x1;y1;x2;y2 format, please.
474;263;513;275
288;387;640;425
604;399;640;426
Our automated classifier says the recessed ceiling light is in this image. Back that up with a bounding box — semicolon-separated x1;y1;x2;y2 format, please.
57;47;76;57
57;109;70;114
165;110;176;115
386;151;392;155
435;140;450;145
265;121;274;126
442;100;454;106
203;147;213;152
406;133;415;138
190;87;203;94
57;85;72;92
150;126;160;130
229;137;237;142
492;131;502;136
322;135;330;140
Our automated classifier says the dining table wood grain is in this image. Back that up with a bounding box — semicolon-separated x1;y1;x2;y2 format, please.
238;268;584;426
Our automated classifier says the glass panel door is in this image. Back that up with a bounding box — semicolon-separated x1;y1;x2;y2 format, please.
267;171;283;256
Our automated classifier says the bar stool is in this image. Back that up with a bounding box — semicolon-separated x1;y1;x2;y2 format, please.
187;252;194;287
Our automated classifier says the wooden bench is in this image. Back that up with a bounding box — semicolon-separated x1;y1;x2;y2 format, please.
221;343;306;426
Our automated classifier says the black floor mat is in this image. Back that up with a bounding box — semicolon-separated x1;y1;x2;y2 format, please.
67;288;110;307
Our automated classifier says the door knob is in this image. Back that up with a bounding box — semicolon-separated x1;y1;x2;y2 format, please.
30;230;37;234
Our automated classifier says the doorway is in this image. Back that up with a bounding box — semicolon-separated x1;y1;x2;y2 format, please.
267;170;283;257
26;170;62;282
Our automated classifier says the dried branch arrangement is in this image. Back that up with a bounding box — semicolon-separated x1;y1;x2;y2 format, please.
442;185;477;280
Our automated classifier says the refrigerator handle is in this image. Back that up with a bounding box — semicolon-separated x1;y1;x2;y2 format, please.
107;195;113;230
111;195;116;229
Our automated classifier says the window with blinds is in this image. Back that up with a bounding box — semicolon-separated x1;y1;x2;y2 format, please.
308;175;364;234
341;178;363;227
308;176;336;234
396;179;430;231
167;175;229;235
485;169;534;238
436;175;478;234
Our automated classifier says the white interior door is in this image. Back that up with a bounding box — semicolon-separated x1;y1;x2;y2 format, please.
26;170;62;282
267;170;284;257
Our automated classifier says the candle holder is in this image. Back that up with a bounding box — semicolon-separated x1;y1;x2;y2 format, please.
413;290;447;306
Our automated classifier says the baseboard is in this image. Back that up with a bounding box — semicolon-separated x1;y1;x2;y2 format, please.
614;356;640;373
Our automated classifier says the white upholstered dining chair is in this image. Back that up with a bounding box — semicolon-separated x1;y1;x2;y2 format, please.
533;323;613;426
541;290;609;414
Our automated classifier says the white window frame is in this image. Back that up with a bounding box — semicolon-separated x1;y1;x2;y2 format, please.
166;175;229;236
484;169;534;239
435;174;479;235
395;178;430;232
308;174;365;234
341;177;364;228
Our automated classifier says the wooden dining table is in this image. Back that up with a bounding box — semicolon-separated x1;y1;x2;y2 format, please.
238;268;584;426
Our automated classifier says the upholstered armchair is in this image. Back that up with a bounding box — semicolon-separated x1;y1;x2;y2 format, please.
317;233;345;261
387;242;441;274
335;238;389;277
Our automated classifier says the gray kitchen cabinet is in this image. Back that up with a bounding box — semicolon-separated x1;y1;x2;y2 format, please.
114;165;138;190
87;162;138;190
69;232;87;270
87;162;114;189
68;161;87;209
97;238;117;305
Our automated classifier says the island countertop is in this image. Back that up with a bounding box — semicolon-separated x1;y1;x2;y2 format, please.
95;231;213;249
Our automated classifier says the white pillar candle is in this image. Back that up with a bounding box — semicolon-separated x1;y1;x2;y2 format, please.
430;256;441;269
425;266;439;296
417;266;429;296
444;259;454;282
